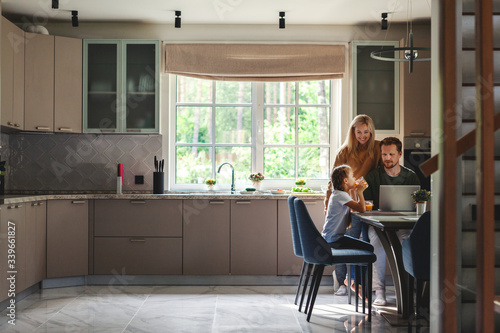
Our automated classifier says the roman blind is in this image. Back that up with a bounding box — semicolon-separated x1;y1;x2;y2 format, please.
165;43;346;81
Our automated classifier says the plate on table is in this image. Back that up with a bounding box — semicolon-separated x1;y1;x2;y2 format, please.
270;190;287;195
239;190;255;195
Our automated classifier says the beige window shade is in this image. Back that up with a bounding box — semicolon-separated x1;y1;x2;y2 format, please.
165;44;345;81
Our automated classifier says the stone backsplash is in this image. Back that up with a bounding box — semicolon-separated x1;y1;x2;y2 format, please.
2;133;162;192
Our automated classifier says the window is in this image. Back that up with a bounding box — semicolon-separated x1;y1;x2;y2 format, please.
171;76;341;189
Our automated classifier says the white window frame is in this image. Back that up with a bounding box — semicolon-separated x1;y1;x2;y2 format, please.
168;75;344;191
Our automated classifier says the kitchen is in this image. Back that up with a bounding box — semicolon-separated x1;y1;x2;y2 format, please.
1;0;497;332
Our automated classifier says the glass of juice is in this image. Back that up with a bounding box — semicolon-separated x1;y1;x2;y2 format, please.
365;200;374;211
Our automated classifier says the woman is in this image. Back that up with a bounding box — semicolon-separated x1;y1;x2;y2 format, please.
325;114;380;296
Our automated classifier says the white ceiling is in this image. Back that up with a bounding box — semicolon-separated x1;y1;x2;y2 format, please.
2;0;431;26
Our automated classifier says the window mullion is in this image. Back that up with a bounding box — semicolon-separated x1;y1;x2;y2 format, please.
254;82;264;173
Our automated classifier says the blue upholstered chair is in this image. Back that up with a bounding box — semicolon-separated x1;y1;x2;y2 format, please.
294;197;377;322
287;195;314;309
402;211;431;330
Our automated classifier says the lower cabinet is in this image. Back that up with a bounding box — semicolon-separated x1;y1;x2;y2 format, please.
25;201;47;287
0;204;26;296
277;199;334;276
93;237;182;275
93;200;183;275
182;199;230;275
47;200;89;278
230;200;277;275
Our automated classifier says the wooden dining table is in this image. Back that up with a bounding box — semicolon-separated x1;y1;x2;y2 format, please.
351;211;420;322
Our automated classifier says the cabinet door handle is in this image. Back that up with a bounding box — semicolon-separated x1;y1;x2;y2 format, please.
7;122;14;126
14;123;20;127
35;126;51;130
235;200;251;205
130;238;146;242
7;205;16;209
15;205;22;208
71;200;86;204
31;202;38;206
58;127;73;132
38;202;44;205
209;200;225;205
130;200;146;204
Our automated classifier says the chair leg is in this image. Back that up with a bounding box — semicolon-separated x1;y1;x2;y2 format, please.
361;265;366;314
367;263;372;322
354;265;360;313
416;278;424;332
408;275;415;331
295;261;307;305
299;263;314;312
307;265;325;322
305;264;321;314
347;264;352;304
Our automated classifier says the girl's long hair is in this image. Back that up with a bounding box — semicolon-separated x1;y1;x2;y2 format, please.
337;114;376;160
331;165;351;193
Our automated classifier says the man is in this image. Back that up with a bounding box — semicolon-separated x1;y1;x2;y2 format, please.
364;137;420;306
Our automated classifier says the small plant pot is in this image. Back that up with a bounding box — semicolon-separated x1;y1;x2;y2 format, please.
416;201;427;215
206;184;215;191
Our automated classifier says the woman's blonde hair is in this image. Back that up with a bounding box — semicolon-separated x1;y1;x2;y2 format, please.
331;165;351;193
338;114;376;160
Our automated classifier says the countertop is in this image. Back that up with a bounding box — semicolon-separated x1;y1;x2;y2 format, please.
0;192;326;205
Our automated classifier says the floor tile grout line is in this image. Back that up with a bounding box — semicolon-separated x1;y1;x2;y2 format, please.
121;293;151;333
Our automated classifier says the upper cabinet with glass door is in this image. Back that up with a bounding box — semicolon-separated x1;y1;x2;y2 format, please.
352;41;399;134
84;40;159;133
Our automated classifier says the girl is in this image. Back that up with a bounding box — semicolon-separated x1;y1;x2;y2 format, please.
322;165;373;252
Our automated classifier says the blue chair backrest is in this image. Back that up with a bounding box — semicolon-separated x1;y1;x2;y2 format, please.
294;197;333;265
402;211;431;280
288;195;302;257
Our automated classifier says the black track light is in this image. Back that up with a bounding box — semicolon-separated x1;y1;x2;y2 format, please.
52;0;59;9
279;12;285;29
381;13;388;30
175;11;181;28
72;10;79;27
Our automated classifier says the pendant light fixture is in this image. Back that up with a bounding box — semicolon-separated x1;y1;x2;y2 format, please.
370;0;430;73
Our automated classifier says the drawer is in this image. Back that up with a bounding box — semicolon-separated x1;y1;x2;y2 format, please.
93;237;182;275
94;200;182;237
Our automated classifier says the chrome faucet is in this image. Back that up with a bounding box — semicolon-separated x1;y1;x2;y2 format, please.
217;162;235;194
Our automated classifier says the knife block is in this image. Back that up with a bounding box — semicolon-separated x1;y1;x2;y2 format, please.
153;172;164;194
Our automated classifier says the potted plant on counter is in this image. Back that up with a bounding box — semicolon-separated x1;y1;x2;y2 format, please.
411;189;431;215
248;172;264;190
205;178;216;191
295;178;307;187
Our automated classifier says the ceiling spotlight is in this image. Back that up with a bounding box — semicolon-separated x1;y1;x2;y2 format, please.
72;10;79;27
175;11;181;28
52;0;59;9
279;12;285;29
381;13;388;30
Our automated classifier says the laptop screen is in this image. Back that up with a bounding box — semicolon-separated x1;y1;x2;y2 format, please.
379;185;420;211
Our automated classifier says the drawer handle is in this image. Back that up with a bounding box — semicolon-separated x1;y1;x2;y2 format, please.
209;200;225;205
15;123;20;127
58;127;73;132
130;200;146;204
8;205;20;209
31;203;38;206
7;122;14;126
71;200;86;204
38;202;44;205
130;238;146;242
35;126;51;130
235;200;251;205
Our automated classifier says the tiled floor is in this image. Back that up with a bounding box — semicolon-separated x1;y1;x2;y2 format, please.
0;285;418;332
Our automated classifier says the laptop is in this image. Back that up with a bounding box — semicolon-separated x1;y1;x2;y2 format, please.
379;185;421;211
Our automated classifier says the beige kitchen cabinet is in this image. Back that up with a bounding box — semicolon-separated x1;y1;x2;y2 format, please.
94;237;182;275
25;201;46;287
183;199;230;275
1;17;24;130
47;200;88;278
54;36;83;133
24;32;55;132
230;200;277;275
93;200;182;275
94;200;182;237
277;199;334;276
0;204;26;295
